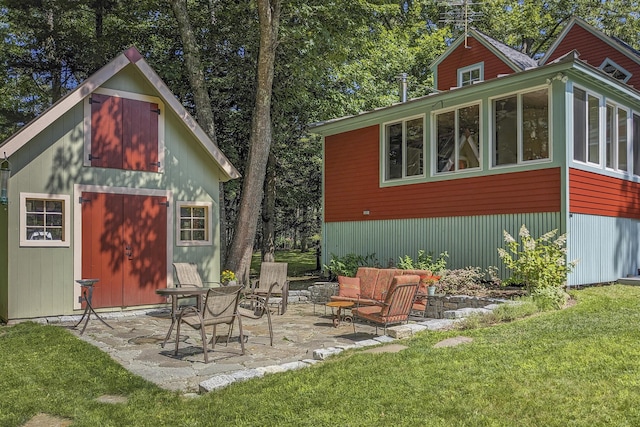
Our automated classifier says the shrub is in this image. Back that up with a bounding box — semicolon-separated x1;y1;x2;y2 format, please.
397;250;448;274
438;266;490;295
497;225;577;309
324;253;378;278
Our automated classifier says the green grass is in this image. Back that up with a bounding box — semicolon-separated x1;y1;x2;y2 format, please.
250;249;318;277
3;285;640;426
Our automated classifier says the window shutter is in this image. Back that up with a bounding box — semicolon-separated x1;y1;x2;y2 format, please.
90;94;123;168
123;98;159;172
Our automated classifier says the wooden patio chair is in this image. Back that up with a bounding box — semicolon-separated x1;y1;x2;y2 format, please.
351;275;419;336
249;262;289;315
174;285;245;363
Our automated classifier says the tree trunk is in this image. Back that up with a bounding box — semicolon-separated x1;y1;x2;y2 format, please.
169;0;217;143
225;0;280;284
261;152;276;262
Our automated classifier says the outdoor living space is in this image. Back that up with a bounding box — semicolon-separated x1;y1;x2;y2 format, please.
60;300;381;394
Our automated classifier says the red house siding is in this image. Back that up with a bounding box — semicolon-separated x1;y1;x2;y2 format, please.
324;126;561;223
437;36;516;91
569;168;640;219
546;24;640;89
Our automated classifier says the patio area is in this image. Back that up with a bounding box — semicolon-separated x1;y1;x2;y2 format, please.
62;302;381;394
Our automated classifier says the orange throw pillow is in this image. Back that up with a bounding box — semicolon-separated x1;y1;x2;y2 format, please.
338;276;360;298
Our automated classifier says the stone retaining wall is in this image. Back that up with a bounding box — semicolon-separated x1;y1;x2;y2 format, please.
425;295;509;319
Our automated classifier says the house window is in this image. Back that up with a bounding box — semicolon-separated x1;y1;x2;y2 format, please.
84;88;164;173
493;88;549;166
20;193;70;247
177;202;212;246
605;103;628;171
458;63;484;87
573;88;601;165
600;58;631;83
383;116;424;181
435;104;480;173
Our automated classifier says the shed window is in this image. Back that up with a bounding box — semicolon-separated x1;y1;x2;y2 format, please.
435;104;480;173
383;116;424;181
177;202;212;246
20;193;70;247
493;88;549;166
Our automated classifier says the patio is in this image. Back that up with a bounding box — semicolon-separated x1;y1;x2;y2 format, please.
62;302;381;394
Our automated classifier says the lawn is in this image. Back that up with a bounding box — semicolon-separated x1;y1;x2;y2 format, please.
2;285;640;426
251;249;320;290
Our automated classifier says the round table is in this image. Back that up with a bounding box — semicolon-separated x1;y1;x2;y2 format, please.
326;301;355;327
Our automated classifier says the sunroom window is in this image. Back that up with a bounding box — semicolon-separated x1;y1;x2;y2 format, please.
384;116;424;181
435;104;480;173
573;87;601;165
634;114;640;176
605;103;628;171
493;88;549;166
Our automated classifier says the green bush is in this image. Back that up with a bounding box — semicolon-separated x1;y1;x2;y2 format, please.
497;225;577;309
397;249;448;274
438;266;491;295
324;252;378;278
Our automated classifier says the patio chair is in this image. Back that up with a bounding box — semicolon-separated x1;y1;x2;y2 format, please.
236;281;279;346
249;262;289;315
174;285;245;363
172;262;221;307
351;275;419;336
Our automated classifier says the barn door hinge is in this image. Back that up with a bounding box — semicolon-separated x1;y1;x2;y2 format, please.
159;201;169;207
149;161;161;168
89;97;101;104
151;108;161;115
88;154;100;160
78;197;91;204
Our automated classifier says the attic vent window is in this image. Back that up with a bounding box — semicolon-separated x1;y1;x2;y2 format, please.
458;62;484;87
599;58;631;83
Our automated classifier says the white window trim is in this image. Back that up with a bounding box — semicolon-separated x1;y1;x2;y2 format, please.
380;114;426;184
599;58;632;83
489;85;553;169
20;193;71;247
431;101;482;175
458;62;484;87
176;201;213;246
605;102;630;173
83;87;165;172
571;85;603;168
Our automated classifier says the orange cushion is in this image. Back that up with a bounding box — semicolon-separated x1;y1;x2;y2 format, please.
338;276;360;298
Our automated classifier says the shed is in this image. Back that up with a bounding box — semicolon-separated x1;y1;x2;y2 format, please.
0;47;239;322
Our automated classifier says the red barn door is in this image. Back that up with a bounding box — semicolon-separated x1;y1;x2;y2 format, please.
81;192;167;308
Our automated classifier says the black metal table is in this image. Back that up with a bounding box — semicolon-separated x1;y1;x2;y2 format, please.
74;279;113;334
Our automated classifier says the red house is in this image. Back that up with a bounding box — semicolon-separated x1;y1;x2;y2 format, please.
312;18;640;286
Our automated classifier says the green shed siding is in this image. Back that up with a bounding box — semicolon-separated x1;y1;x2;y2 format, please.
323;212;562;278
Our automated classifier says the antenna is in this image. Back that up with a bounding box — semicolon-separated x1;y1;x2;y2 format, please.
439;0;484;48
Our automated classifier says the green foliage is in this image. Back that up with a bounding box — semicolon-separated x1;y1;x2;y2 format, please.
397;250;448;274
455;298;540;330
498;225;577;309
324;252;378;278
